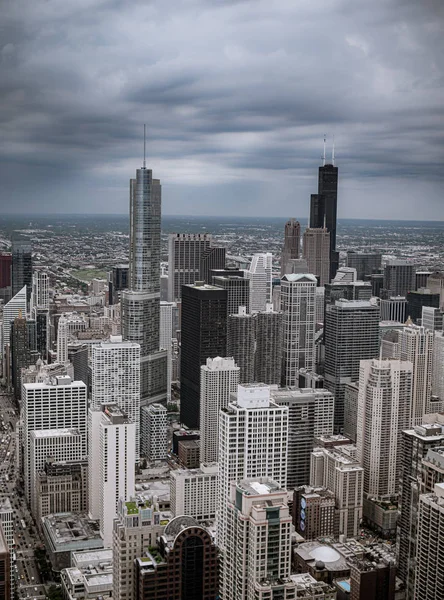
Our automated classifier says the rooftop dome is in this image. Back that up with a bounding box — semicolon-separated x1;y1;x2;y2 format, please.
309;546;341;564
164;516;199;538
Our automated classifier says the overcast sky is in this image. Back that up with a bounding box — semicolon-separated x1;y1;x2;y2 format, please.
1;0;443;219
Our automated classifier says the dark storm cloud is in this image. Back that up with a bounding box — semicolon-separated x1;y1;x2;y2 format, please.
0;0;443;218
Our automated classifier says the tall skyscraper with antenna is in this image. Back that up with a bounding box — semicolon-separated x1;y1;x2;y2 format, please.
309;136;339;281
122;127;167;406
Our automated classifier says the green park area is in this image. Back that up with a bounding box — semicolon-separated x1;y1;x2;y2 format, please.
70;268;108;282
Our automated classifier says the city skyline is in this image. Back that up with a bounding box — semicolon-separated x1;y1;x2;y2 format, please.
1;1;443;219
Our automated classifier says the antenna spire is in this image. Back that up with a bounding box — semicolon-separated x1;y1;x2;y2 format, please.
143;124;146;169
323;135;326;166
332;135;335;166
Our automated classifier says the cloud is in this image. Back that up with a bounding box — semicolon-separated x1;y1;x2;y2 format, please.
0;0;443;218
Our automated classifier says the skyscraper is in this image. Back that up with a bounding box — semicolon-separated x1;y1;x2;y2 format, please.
159;301;174;401
88;404;135;547
180;283;228;429
303;227;330;286
0;253;12;289
346;251;382;280
309;153;339;280
227;307;255;383
199;245;226;284
109;264;129;305
382;259;415;298
122;159;167;405
281;273;317;386
324;300;380;432
246;252;272;312
213;275;250;314
167;233;212;301
140;403;168;461
31;270;49;311
11;313;33;398
253;304;283;385
2;286;27;355
199;356;239;464
280;218;300;276
11;235;32;303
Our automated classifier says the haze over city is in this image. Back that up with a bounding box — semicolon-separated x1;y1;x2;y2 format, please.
1;0;444;219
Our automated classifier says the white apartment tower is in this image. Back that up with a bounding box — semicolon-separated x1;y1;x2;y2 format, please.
31;270;49;310
200;356;240;464
246;253;273;312
223;478;296;600
217;384;288;553
22;376;87;503
88;405;135;547
56;312;88;364
160;301;174;401
432;331;444;403
170;463;219;522
140;403;167;461
281;273;317;385
91;336;140;457
356;359;413;500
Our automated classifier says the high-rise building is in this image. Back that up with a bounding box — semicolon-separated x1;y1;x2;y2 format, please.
346;251;382;280
246;253;272;312
159;301;174;401
199;245;226;284
310;443;364;538
272;388;315;488
213;275;250;314
22;376;87;507
293;486;336;540
380;296;407;322
422;306;444;332
180;283;228;429
11;235;32;302
357;359;413;503
303;227;330;286
0;523;11;600
109;264;129;305
31;269;49;311
134;516;218;600
414;482;444;600
309;157;339;280
324;300;380;432
122;161;166;405
170;463;218;522
2;286;27;355
396;424;444;597
281;274;317;386
222;478;296;600
0;498;13;600
432;331;444;403
253;304;283;386
91;337;140;456
167;233;212;301
382;260;415;298
217;384;288;553
0;253;12;289
407;289;440;323
88;404;135;547
227;307;255;383
140;403;167;461
281;218;301;276
67;343;89;386
56;312;88;364
199;356;239;464
11;313;33;397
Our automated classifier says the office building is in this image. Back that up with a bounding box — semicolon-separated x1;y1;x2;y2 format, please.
310;443;364;538
324;300;380;432
357;360;412;504
407;289;440;323
344;382;359;442
109;264;129;305
0;253;11;289
422;306;443;332
91;337;140;456
67;343;89;386
134;516;218;600
414;482;444;600
227;307;255;383
122;161;167;405
170;463;218;522
253;304;283;385
11;313;33;397
303;227;330;286
293;486;336;540
167;233;212;301
415;270;432;290
2;285;27;354
246;252;272;312
281;274;317;386
140;403;167;461
324;280;372;306
0;524;10;600
22;376;87;503
213;274;250;314
178;439;200;468
222;478;296;600
382;260;415;298
30;429;83;517
56;312;88;364
88;405;136;547
281;218;301;276
309;155;339;280
218;385;288;552
432;331;444;404
380;296;407;322
315;285;325;324
199;245;226;284
180;283;227;429
159;301;173;401
199;356;239;464
396;424;444;597
11;235;32;302
0;498;13;600
113;496;171;600
346;251;382;280
31;269;49;312
272;388;316;488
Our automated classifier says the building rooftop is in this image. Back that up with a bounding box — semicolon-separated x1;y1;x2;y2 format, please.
43;512;102;551
238;478;282;496
71;548;112;568
32;428;80;439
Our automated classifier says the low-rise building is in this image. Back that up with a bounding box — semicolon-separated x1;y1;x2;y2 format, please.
61;548;113;599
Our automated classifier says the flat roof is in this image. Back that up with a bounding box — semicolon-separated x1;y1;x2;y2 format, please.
32;428;80;438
